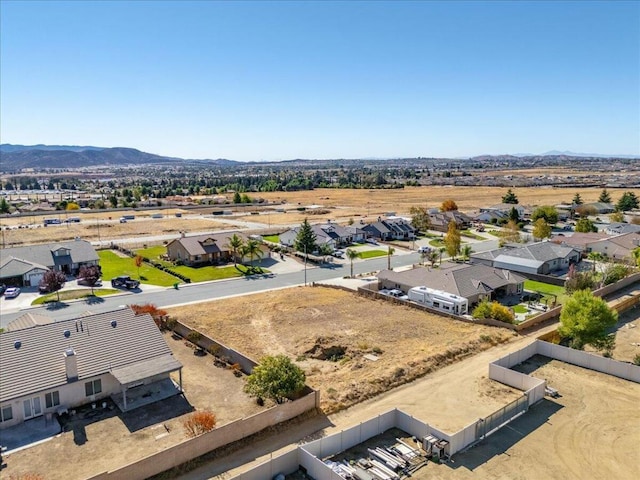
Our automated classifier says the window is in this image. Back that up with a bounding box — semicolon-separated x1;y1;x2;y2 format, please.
85;379;102;397
45;391;60;408
1;405;13;422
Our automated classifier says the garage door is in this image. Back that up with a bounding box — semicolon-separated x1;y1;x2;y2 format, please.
28;273;44;286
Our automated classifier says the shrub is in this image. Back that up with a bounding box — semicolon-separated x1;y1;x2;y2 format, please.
472;300;515;324
633;354;640;366
182;410;216;437
187;331;203;344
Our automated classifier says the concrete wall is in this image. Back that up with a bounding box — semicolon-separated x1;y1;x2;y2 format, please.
592;272;640;298
87;389;318;480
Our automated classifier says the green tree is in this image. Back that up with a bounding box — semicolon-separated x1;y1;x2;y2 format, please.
508;207;520;222
387;246;395;270
346;248;358;277
472;300;515;324
598;188;612;203
575;218;597;233
461;244;473;262
241;239;263;269
559;290;618;351
226;233;244;265
410;206;431;233
39;269;67;302
294;218;317;255
444;220;461;260
502;189;519;204
532;218;551;240
233;191;242;204
531;205;559;225
244;354;306;404
0;197;10;213
428;250;439;267
616;191;639;211
572;193;583;205
601;264;632;286
632;247;640;267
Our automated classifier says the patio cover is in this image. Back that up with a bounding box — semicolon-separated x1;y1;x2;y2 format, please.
111;354;182;386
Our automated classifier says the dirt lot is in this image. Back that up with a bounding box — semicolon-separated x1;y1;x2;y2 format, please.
2;332;265;480
420;356;640;480
611;307;640;363
165;285;516;414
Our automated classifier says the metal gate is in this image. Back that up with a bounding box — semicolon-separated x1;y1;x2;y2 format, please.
476;395;528;439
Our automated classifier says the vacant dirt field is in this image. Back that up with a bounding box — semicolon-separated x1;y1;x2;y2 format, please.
165;285;516;413
5;185;639;246
2;332;265;480
420;356;640;480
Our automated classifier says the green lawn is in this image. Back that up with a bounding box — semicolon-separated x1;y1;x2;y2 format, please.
523;280;569;305
357;250;388;259
429;239;445;247
135;245;167;259
170;263;268;282
262;235;280;243
98;250;178;287
512;304;529;314
32;289;119;305
460;230;487;240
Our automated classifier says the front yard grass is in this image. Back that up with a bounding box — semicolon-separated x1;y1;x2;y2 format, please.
357;250;388;259
98;250;178;286
171;264;258;282
262;234;280;243
32;288;120;305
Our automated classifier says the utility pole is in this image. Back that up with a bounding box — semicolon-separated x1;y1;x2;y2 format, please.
304;244;307;286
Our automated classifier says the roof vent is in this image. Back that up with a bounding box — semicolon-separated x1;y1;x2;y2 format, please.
64;329;71;338
14;340;22;349
110;320;117;328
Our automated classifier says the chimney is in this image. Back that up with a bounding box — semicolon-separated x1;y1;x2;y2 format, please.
64;348;78;381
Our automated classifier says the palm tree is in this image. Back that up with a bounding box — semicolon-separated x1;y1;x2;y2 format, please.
632;247;640;267
387;246;395;270
461;245;473;263
587;251;604;273
438;247;446;265
226;234;244;265
346;248;358;278
428;250;439;268
243;239;263;271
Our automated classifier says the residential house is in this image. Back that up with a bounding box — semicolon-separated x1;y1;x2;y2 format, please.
604;223;640;236
0;239;99;287
550;232;610;255
480;204;527;218
0;308;183;429
588;232;640;263
166;231;250;266
377;263;526;307
582;202;615;214
362;217;416;241
344;224;366;243
428;211;473;232
470;241;580;275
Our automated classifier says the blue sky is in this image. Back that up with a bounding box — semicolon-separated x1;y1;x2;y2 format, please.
1;0;638;160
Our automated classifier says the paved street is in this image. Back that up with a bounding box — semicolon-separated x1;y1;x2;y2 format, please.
0;236;500;328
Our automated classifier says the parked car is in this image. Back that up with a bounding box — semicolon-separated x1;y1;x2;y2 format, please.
111;275;140;289
417;246;432;254
39;281;65;294
332;250;345;258
4;287;21;298
0;284;6;296
77;277;103;287
119;217;127;223
388;289;404;298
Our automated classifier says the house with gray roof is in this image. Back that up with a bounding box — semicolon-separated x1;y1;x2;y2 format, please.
588;232;640;263
470;241;580;275
604;223;640;236
0;239;99;287
377;263;526;306
279;221;354;251
0;308;183;429
166;231;253;266
362;217;416;241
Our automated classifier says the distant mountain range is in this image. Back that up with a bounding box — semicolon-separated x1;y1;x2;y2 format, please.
0;144;239;170
1;144;637;171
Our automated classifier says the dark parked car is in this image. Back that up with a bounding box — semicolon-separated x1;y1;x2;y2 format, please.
0;284;6;296
111;275;140;289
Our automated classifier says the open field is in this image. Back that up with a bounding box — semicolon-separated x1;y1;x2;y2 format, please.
1;332;266;480
3;186;639;247
165;285;516;413
421;356;640;480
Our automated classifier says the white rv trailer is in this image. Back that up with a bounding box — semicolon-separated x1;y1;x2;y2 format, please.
408;286;468;315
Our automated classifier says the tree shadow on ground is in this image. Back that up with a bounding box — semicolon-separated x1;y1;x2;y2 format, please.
85;295;105;305
45;301;69;310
